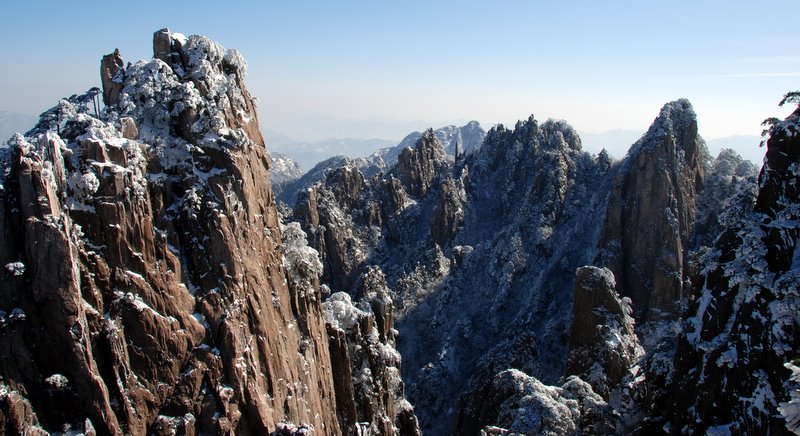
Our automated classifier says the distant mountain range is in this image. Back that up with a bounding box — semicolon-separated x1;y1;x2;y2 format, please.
263;130;396;171
705;134;763;164
0;111;38;144
267;125;764;177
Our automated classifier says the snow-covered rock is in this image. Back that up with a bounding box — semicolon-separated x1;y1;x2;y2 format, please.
458;369;615;435
323;268;420;435
566;266;643;398
668;99;800;434
598;99;709;321
0;28;355;435
371;121;486;167
268;151;303;198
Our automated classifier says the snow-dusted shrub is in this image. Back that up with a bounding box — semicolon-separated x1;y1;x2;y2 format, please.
67;171;99;203
322;292;365;331
5;262;25;276
779;362;800;435
44;374;69;389
281;221;323;295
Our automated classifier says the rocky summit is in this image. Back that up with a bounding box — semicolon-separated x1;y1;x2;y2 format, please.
0;29;418;435
1;29;798;436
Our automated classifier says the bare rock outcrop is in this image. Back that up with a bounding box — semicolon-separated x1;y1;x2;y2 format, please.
566;266;642;398
0;30;342;434
323;267;420;435
395;129;447;198
598;99;708;320
100;48;124;106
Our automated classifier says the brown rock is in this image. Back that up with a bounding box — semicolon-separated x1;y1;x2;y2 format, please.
323;283;420;436
566;266;641;397
597;99;707;320
0;31;343;435
100;49;124;106
153;28;172;64
120;117;138;140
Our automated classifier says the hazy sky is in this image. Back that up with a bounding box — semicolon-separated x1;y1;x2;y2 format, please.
1;1;797;162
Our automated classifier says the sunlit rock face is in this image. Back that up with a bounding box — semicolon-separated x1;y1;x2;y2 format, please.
597;99;708;322
0;29;348;435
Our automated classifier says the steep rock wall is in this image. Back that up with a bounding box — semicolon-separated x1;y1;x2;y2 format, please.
598;99;707;320
668;104;800;434
0;29;340;435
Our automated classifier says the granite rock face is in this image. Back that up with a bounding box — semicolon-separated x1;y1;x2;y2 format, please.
100;48;124;106
395;129;447;198
598;99;708;320
667;103;800;434
323;268;419;435
0;29;400;435
566;267;642;398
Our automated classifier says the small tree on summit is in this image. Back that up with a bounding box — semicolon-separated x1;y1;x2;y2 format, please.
779;91;800;108
760;91;800;146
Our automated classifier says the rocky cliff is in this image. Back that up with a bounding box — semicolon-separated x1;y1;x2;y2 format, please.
290;115;612;433
566;266;642;399
0;29;419;435
667;101;800;434
598;99;708;321
323;267;419;435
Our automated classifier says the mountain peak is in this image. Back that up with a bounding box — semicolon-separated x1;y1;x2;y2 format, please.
598;99;707;320
636;98;699;155
0;29;363;435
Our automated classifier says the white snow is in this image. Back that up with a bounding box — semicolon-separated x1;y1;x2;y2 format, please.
322;292;365;331
779;362;800;435
44;374;69;389
4;262;25;276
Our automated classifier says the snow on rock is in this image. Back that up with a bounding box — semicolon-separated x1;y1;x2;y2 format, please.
323;268;420;435
0;29;348;434
598;98;708;321
269;151;303;198
692;148;758;249
4;262;25;276
566;266;643;399
668;100;800;433
779;362;800;435
370;120;487;167
44;374;69;389
0;382;49;435
288;108;677;434
460;369;615;435
323;292;365;331
281;221;323;296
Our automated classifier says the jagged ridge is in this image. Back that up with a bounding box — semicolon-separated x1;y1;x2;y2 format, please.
0;29;420;436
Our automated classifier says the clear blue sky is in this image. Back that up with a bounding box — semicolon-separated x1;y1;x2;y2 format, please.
1;1;797;161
